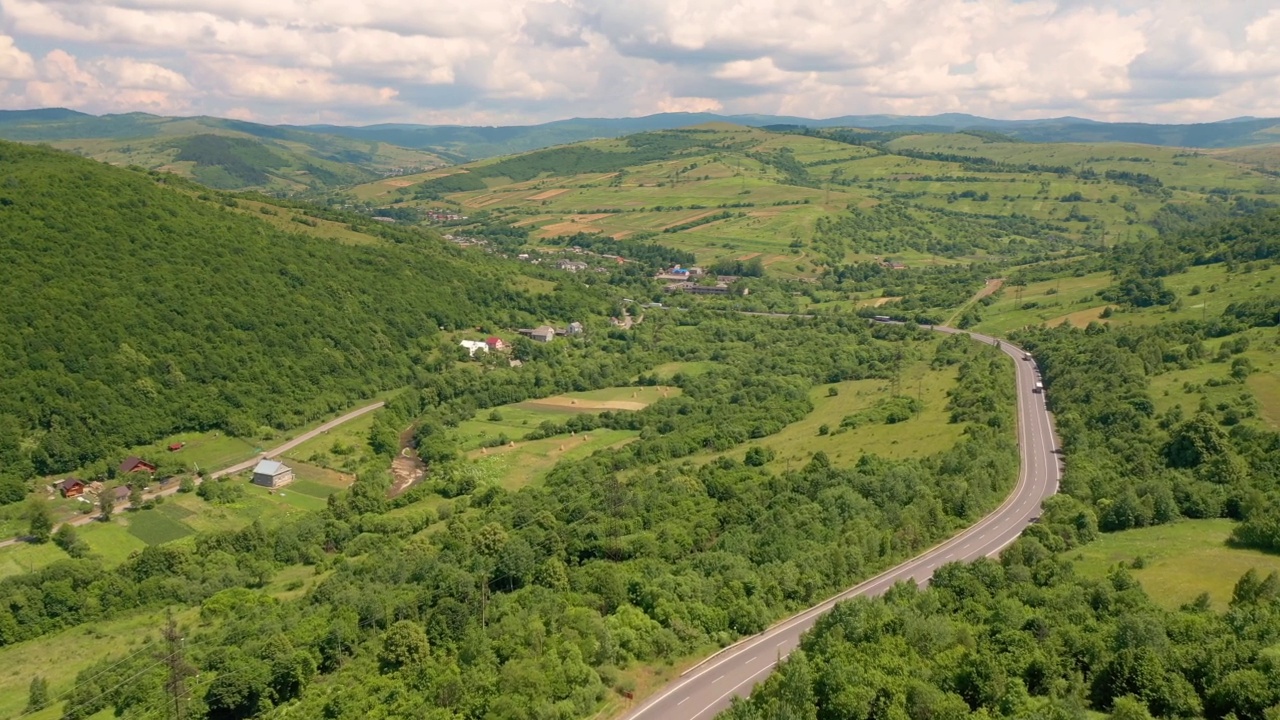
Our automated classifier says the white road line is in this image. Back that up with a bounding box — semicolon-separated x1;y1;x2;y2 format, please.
678;698;689;706
690;662;778;720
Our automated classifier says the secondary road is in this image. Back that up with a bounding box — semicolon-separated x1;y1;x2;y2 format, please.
622;325;1061;720
0;401;386;547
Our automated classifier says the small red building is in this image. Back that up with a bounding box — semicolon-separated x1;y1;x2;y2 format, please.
485;337;507;351
57;478;86;499
119;456;156;474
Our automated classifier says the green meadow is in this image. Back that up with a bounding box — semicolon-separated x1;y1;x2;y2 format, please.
1068;519;1280;612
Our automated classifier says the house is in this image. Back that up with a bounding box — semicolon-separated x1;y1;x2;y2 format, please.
252;459;295;488
565;322;584;336
530;326;556;343
555;259;589;272
57;478;86;499
110;485;133;502
119;457;156;474
485;337;507;351
459;340;489;357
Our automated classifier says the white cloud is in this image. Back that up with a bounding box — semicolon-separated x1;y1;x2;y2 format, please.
0;0;1276;123
0;34;35;80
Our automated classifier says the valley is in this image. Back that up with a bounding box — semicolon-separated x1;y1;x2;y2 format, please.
0;110;1278;720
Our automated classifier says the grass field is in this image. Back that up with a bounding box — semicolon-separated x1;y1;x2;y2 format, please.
1146;328;1280;430
1067;519;1280;611
449;386;679;490
971;262;1280;335
757;360;966;469
0;605;202;720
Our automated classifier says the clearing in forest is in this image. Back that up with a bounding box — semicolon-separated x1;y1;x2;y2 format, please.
1068;519;1280;611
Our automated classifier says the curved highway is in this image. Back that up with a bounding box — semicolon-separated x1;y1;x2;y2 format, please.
622;326;1061;720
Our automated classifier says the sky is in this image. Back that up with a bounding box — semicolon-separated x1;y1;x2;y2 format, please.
1;0;1279;127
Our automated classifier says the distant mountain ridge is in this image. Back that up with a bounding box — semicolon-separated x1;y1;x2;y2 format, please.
298;111;1280;159
3;107;1279;172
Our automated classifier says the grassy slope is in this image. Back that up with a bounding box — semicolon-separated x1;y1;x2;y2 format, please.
1067;519;1280;612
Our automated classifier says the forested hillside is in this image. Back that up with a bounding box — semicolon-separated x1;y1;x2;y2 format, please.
0;140;602;480
0;111;447;192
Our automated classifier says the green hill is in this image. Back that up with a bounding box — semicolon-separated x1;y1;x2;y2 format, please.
0;110;448;192
0;140;601;480
344;124;1280;277
303;112;1280;161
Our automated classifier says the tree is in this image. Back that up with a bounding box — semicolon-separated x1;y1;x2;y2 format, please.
26;498;52;543
129;483;145;508
379;620;429;671
25;675;49;712
53;524;87;558
99;487;116;520
744;446;774;467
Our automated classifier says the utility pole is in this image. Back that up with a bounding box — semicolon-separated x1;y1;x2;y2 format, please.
160;611;194;720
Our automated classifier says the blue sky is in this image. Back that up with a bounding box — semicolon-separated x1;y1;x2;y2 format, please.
1;0;1278;125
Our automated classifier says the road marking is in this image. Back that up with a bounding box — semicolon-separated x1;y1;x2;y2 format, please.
714;675;724;683
690;662;777;719
747;656;758;664
678;698;688;706
625;331;1060;720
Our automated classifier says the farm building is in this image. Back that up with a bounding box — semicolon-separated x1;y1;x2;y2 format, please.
530;326;556;343
57;478;86;498
119;456;156;474
565;322;584;336
252;459;295;488
485;337;507;351
459;340;489;356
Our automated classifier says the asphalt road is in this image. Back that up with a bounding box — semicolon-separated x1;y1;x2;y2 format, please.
0;401;386;547
622;326;1061;720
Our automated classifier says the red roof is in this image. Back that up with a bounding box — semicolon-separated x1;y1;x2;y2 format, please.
168;442;184;451
486;337;503;346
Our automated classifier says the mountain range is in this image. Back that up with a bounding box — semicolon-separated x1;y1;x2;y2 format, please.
2;108;1278;191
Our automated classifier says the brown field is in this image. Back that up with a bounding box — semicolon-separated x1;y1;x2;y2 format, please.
736;252;763;260
659;210;726;231
1048;305;1110;328
858;296;903;308
528;188;571;200
975;278;1004;300
383;179;416;187
536;214;613;237
523;397;651;411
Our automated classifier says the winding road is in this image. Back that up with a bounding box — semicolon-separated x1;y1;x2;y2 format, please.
622;326;1061;720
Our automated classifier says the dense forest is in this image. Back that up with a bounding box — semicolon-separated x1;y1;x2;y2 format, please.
0;141;605;483
721;535;1280;720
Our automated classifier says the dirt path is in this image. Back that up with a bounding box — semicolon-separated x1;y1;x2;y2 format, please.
944;278;1004;326
0;401;386;548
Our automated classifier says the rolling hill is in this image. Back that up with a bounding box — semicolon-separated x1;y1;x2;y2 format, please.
343;123;1280;277
0;139;603;480
303;112;1280;160
0;109;448;192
